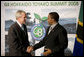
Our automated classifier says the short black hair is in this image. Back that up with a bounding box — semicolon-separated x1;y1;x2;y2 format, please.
49;12;59;22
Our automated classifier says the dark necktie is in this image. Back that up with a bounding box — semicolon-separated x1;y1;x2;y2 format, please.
21;25;24;31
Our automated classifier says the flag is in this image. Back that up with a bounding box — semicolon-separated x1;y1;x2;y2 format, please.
73;1;83;56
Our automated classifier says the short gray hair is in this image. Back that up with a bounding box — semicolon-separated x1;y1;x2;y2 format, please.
15;10;26;19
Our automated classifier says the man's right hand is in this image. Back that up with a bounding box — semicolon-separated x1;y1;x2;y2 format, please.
26;46;33;53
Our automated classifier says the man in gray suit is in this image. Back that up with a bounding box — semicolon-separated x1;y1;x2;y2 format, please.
8;10;31;56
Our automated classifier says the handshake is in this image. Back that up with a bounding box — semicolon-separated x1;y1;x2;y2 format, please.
26;46;52;56
26;46;34;53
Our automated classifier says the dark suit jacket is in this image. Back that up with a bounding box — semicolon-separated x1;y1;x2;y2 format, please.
33;23;68;56
8;22;31;56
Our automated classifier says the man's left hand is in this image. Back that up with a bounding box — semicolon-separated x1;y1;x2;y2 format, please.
43;48;52;56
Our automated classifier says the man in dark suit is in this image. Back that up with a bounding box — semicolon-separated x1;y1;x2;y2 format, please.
8;10;31;56
28;12;68;56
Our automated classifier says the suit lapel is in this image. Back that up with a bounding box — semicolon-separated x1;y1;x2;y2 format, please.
15;22;26;34
46;26;50;36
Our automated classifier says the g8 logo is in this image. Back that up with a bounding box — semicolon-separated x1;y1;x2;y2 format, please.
33;27;43;38
31;24;46;41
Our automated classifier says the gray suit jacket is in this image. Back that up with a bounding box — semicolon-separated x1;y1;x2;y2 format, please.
8;22;31;56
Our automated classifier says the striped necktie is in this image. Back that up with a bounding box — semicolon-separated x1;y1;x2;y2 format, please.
48;26;52;34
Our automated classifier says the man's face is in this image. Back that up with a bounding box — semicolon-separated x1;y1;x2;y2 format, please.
19;12;27;24
47;14;54;25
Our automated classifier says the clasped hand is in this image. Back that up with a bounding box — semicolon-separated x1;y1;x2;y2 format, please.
26;46;33;53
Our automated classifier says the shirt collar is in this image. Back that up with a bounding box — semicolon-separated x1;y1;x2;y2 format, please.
16;20;22;27
51;23;58;29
